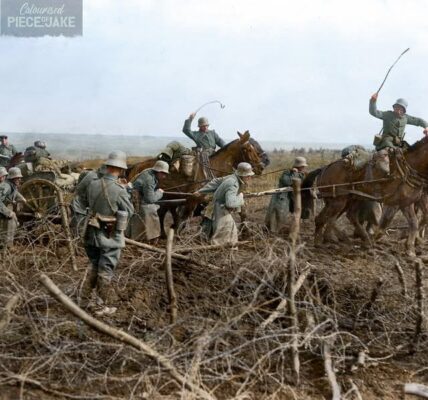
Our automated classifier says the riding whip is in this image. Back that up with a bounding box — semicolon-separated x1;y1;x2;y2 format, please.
194;100;225;115
376;48;410;94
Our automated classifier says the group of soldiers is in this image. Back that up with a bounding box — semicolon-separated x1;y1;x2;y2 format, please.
1;95;428;315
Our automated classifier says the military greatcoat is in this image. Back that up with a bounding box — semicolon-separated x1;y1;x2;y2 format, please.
199;173;244;245
182;118;225;153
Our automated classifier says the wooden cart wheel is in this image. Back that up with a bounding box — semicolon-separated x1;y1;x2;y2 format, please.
20;178;61;219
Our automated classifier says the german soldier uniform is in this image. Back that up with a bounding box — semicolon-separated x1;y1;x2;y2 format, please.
265;157;307;233
81;151;133;314
370;98;428;150
0;135;17;168
198;162;253;244
128;160;169;241
183;115;226;155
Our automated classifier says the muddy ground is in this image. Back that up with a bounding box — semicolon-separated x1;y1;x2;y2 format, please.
1;190;427;399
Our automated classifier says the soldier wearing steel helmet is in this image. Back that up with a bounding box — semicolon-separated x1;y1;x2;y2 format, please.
0;135;17;168
370;93;428;150
34;140;51;159
265;157;308;233
182;112;226;154
80;151;134;316
197;162;254;244
128;160;169;242
0;167;25;250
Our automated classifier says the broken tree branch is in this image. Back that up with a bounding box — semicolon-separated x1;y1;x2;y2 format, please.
0;294;20;333
39;273;216;400
404;383;428;398
323;339;341;400
165;229;177;324
125;238;219;270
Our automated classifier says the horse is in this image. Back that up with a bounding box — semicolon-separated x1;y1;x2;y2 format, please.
301;137;428;256
127;131;270;237
7;152;24;169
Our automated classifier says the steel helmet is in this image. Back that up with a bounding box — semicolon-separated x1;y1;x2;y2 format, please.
198;117;209;127
393;98;408;112
34;140;46;149
105;150;128;170
152;160;170;174
0;167;8;178
293;157;308;168
236;162;255;177
8;167;23;179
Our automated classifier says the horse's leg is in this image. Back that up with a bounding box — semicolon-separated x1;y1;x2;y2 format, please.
374;204;399;240
158;206;168;239
416;195;428;243
347;203;372;247
401;204;418;257
314;198;346;246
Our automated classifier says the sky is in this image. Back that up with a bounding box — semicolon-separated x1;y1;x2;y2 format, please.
1;0;428;145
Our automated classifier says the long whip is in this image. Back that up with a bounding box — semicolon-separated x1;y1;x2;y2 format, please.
194;100;225;115
376;48;410;94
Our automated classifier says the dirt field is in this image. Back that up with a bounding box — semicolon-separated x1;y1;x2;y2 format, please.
1;151;427;399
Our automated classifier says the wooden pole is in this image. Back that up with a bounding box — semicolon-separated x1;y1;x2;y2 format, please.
39;273;216;400
165;229;177;324
57;189;77;272
414;259;427;346
125;238;219;270
288;178;302;385
175;241;250;254
323;340;341;400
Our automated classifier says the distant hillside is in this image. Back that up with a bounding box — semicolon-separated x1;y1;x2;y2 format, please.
5;132;360;160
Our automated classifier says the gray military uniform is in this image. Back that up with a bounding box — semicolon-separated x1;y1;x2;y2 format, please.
265;170;305;233
81;174;134;280
128;169;163;241
369;99;428;150
0;180;22;248
0;144;17;168
199;173;244;244
183;118;226;154
70;167;105;237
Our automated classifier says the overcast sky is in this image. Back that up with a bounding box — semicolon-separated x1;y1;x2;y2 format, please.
1;0;428;145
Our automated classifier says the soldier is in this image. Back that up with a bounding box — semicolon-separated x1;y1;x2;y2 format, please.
80;151;134;316
182;112;226;155
34;140;51;159
128;160;169;242
0;167;24;250
197;162;254;244
265;157;308;233
370;93;428;150
70;165;107;237
0;135;17;168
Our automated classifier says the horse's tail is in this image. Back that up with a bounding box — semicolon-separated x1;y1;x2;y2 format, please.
301;168;323;218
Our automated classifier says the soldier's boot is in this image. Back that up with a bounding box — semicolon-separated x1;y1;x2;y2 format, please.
80;269;98;310
95;276;118;316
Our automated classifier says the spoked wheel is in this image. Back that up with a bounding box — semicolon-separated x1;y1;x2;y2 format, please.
20;178;62;220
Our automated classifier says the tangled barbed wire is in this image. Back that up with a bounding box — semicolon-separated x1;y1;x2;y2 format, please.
0;209;427;399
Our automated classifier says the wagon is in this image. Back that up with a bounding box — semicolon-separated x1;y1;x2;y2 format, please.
18;170;79;222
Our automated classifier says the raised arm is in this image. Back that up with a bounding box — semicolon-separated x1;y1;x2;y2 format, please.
182;112;197;141
369;93;385;120
406;114;428;129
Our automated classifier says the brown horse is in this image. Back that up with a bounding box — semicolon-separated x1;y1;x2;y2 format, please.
303;138;428;256
127;131;270;237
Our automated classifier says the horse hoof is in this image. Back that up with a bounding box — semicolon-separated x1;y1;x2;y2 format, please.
406;250;416;258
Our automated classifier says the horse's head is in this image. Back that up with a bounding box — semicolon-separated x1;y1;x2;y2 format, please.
372;149;390;176
237;131;270;175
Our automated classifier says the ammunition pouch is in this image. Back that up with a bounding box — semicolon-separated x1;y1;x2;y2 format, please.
88;213;117;237
373;134;382;147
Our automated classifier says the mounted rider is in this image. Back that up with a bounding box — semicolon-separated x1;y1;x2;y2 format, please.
34;140;51;159
0;135;18;168
183;112;226;155
370;93;428;150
